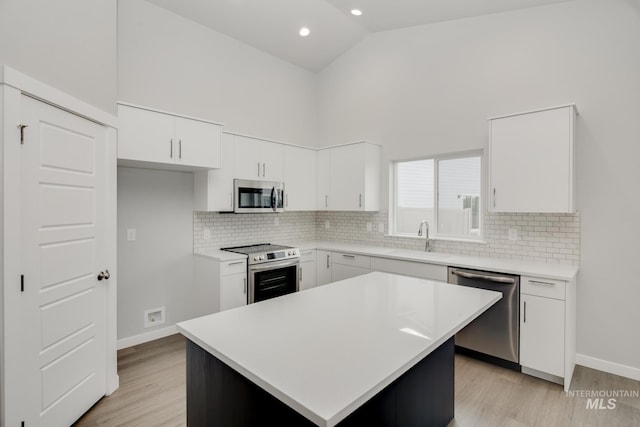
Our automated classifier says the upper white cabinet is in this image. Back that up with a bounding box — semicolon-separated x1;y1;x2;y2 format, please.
118;103;221;170
283;145;316;211
316;149;331;211
317;142;381;211
194;133;235;212
234;135;283;181
489;105;576;213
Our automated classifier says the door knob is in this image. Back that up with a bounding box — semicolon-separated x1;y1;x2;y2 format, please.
97;269;111;281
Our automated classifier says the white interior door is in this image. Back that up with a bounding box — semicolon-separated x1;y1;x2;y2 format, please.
20;95;108;426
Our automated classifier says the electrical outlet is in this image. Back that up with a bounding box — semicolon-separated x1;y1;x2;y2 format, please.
378;223;385;233
203;228;211;240
325;220;330;230
126;228;136;241
144;306;165;328
366;222;372;232
508;228;518;241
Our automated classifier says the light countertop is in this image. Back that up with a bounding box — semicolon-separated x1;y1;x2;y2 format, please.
177;271;501;427
283;240;578;281
194;249;247;262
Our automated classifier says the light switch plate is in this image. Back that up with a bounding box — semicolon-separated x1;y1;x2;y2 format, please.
367;222;372;232
325;220;330;230
378;223;385;233
203;229;211;240
508;228;518;241
274;217;280;226
126;228;136;241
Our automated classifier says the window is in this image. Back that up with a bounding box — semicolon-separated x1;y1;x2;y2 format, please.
392;152;482;240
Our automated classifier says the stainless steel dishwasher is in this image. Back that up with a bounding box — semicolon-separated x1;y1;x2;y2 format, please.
448;267;520;369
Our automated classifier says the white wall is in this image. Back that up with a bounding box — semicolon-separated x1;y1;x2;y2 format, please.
317;0;640;373
0;0;117;114
117;167;197;340
118;0;319;147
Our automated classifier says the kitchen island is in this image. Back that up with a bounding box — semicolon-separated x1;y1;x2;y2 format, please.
177;271;501;426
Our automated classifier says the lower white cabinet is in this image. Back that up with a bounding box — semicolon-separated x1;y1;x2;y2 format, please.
370;257;447;282
316;250;332;286
299;250;317;291
331;252;371;282
220;259;247;311
520;275;575;391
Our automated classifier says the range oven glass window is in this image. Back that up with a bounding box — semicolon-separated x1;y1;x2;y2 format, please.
253;264;298;303
238;187;273;209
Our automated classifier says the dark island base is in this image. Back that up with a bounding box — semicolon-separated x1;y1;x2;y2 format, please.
186;337;454;427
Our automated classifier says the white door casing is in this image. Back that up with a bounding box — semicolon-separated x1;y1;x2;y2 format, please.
20;95;108;426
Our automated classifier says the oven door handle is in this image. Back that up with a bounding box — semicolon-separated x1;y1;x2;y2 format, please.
249;259;300;273
451;269;516;284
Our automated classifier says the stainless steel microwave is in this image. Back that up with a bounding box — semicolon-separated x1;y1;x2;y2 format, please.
234;179;285;213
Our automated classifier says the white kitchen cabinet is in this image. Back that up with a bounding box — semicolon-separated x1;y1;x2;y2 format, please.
520;275;575;391
316;250;332;286
219;259;248;311
489;104;576;213
331;252;371;282
283;146;316;211
118;103;221;170
370;257;447;282
299;250;317;291
194;132;235;211
234;135;283;181
316;149;331;210
317;142;381;211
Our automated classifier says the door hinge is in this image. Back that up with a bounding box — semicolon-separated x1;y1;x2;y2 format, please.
18;124;28;144
21;275;24;292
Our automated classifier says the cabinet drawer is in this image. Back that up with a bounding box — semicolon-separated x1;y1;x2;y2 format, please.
370;257;447;282
521;276;565;300
300;249;316;263
331;252;371;269
221;259;247;275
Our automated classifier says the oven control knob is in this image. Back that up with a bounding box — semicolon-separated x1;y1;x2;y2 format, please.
260;255;265;260
254;256;259;261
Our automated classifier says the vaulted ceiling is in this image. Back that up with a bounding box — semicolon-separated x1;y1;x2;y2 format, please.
148;0;574;72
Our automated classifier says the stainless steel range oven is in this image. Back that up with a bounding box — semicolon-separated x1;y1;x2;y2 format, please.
222;244;299;304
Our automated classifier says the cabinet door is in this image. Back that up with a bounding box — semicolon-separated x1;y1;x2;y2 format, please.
330;144;365;211
194;133;235;211
117;104;174;163
234;136;283;181
174;116;221;169
260;140;284;181
316;149;331;210
332;264;370;282
299;261;317;291
490;106;573;213
283;145;316;211
520;294;565;377
234;135;263;180
220;272;247;311
316;250;332;286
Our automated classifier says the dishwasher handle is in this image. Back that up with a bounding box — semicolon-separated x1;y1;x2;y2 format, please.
451;269;516;284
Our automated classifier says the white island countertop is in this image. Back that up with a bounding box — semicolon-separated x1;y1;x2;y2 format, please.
177;271;501;427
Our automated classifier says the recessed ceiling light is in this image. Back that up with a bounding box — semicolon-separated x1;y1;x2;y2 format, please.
351;9;362;16
299;27;310;37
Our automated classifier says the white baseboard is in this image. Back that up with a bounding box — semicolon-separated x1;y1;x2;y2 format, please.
117;325;178;350
576;353;640;381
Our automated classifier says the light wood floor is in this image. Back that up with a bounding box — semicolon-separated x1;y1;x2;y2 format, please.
74;334;640;426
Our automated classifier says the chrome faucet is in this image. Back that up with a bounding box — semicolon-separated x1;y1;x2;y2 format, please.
418;220;434;252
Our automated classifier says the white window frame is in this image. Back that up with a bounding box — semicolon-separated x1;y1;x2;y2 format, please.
389;149;485;242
